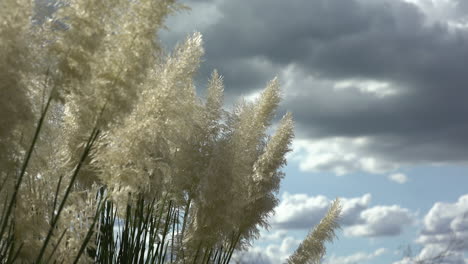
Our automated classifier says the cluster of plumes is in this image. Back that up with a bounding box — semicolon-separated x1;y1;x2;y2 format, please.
0;0;343;263
0;0;295;262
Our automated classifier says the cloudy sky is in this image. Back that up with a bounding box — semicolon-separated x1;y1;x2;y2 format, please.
160;0;468;263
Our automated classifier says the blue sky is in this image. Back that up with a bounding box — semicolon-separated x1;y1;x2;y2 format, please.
230;163;468;264
160;0;468;263
276;164;468;264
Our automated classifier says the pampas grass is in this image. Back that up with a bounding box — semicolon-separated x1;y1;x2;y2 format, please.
0;0;341;263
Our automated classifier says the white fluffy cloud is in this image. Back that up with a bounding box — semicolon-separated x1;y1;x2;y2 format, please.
393;244;467;264
417;194;468;250
271;193;373;229
233;236;301;264
238;237;388;264
393;194;468;264
257;230;288;242
344;205;415;237
271;193;414;237
340;193;372;225
272;193;330;229
324;248;387;264
290;138;399;176
388;173;409;184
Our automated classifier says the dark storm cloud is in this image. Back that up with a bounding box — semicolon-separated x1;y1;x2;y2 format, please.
162;0;468;171
200;0;466;82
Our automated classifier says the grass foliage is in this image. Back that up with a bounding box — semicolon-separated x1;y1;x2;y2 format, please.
0;0;342;263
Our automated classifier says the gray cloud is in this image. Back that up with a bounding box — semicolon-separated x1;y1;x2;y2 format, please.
162;0;468;174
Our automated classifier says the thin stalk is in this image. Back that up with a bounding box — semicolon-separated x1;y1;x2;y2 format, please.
73;197;105;264
158;200;173;264
213;247;221;264
35;127;101;263
177;197;191;262
0;87;54;241
6;242;23;264
201;247;210;264
180;197;191;243
204;248;213;264
44;229;67;264
225;232;241;264
171;208;177;263
51;175;64;221
192;241;202;264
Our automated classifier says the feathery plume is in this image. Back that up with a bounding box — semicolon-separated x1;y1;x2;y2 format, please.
95;32;204;204
287;198;342;264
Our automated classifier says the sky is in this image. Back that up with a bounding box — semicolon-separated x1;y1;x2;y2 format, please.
159;0;468;263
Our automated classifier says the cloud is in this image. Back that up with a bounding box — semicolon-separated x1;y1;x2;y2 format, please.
344;205;415;237
392;194;468;264
289;137;399;175
418;244;467;264
271;193;330;229
416;194;468;251
403;0;468;24
271;193;414;237
257;230;288;242
393;244;468;264
238;236;388;264
388;173;409;184
271;193;373;229
233;236;300;264
340;193;372;225
160;0;224;48
162;0;468;175
333;79;398;98
324;248;387;264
